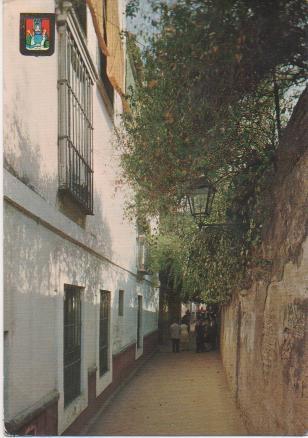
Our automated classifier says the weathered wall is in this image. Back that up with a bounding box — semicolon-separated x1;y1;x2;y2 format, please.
220;89;308;435
3;0;159;435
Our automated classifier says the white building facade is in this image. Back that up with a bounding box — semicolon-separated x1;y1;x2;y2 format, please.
3;1;159;435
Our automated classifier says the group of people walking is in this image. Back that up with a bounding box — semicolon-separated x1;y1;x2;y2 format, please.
170;308;218;353
169;317;190;353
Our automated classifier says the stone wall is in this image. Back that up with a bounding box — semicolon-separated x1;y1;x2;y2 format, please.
220;89;308;435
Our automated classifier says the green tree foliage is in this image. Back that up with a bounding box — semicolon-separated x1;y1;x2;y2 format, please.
120;0;307;303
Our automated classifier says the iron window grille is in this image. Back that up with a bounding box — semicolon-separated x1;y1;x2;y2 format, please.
99;291;110;376
58;15;94;214
137;234;149;274
64;285;82;407
118;290;124;317
137;295;143;349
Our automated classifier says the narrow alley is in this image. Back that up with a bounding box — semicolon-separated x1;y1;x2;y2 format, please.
82;342;247;436
3;1;307;436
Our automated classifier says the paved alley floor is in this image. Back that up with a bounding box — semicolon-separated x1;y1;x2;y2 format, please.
84;343;247;436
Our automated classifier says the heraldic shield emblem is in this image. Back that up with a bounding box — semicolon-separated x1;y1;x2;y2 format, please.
20;13;55;56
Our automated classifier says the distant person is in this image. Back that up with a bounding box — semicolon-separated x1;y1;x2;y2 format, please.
170;320;181;353
208;305;217;321
181;310;191;333
196;307;202;319
180;322;189;351
207;314;218;350
195;317;205;353
203;316;212;352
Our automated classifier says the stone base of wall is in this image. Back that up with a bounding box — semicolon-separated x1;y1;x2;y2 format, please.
5;332;158;436
63;330;158;436
141;330;159;357
5;391;59;436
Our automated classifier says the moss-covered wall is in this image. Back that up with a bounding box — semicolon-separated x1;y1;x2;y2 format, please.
220;89;308;435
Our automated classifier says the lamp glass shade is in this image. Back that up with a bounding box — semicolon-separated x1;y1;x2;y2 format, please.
187;178;215;227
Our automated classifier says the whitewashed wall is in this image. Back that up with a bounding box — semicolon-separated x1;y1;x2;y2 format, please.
3;0;158;434
3;0;58;204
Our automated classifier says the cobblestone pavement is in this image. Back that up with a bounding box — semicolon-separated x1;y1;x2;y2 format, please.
84;337;247;436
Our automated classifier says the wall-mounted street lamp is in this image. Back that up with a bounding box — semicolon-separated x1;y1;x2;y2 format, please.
186;176;216;230
186;176;243;231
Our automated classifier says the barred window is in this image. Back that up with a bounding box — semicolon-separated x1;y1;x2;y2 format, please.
118;290;124;317
99;291;110;376
136;222;150;273
137;234;146;272
137;295;143;349
64;285;82;407
137;233;150;274
58;18;94;214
